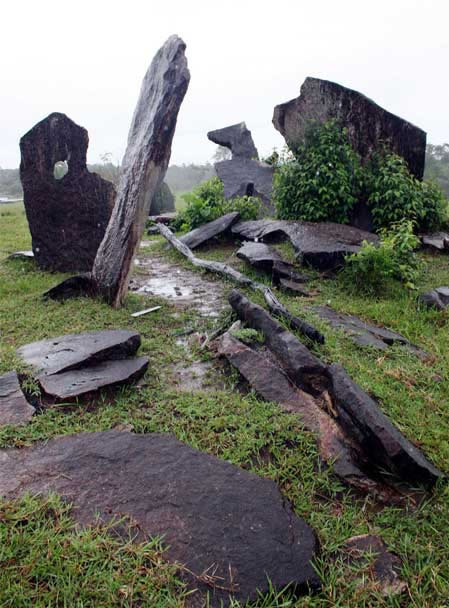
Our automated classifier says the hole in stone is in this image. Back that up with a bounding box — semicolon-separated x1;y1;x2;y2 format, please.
54;160;69;180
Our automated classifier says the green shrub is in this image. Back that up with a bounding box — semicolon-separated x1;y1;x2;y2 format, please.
340;219;421;295
273;120;363;223
230;327;265;345
173;177;260;231
367;151;447;231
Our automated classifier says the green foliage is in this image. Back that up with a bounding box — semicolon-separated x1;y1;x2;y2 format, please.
367;151;447;231
230;327;265;345
173;177;259;231
341;219;422;295
274;120;363;223
425;143;449;197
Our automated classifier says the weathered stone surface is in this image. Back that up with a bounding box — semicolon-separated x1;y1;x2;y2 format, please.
236;241;308;283
42;274;97;301
19;113;116;272
418;287;449;310
420;232;449;251
0;371;35;427
39;357;149;399
280;279;311;297
18;329;141;376
215;159;274;214
92;35;190;306
312;306;428;359
327;363;442;486
229;290;326;389
180;212;240;249
273;77;426;179
207;122;259;159
149;181;175;215
232;219;379;270
0;431;320;605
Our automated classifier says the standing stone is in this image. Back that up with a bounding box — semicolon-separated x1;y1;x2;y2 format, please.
19;113;116;272
0;371;35;427
215;159;274;214
92;35;190;306
149;181;175;215
273;77;426;179
207;122;259;159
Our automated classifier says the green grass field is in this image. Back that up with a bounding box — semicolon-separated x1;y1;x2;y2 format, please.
1;203;449;607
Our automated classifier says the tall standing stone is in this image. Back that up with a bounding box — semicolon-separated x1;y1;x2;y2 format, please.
92;35;190;306
273;77;426;179
19;113;116;271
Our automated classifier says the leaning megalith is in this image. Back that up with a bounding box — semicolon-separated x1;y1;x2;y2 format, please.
207;122;259;159
273;77;426;179
19;113;116;271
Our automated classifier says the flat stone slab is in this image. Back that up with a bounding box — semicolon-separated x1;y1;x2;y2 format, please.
18;329;141;376
280;279;311;297
0;431;320;605
39;357;149;399
0;371;35;427
419;287;449;311
236;241;309;283
8;250;34;260
180;211;240;249
312;306;428;358
232;219;378;270
420;232;449;251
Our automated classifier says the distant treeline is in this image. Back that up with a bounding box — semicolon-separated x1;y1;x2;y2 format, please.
1;145;448;199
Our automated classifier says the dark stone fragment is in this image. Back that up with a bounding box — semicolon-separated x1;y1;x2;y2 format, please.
0;371;35;427
327;363;442;486
0;431;320;605
280;279;311;297
180;212;240;249
19;113;116;272
312;306;428;359
207;122;259;160
215;159;274;214
420;232;449;251
236;242;310;284
228;290;326;388
18;329;141;376
42;273;96;301
418;287;449;310
39;357;149;399
232;219;378;270
149;181;175;215
273;77;426;179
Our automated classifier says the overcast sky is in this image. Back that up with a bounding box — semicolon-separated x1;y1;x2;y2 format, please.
2;0;448;169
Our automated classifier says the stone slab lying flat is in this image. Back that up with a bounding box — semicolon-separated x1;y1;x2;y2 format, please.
232;219;378;270
312;306;428;358
18;329;141;376
180;211;240;249
236;241;308;283
8;251;34;260
0;371;35;427
420;232;449;251
419;287;449;311
0;431;320;606
39;357;149;399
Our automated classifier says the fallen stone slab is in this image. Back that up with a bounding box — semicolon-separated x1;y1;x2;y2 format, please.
207;122;259;159
327;363;442;487
273;77;426;180
0;371;35;427
236;241;309;283
312;306;428;359
0;431;320;605
215;158;274;214
8;250;34;260
280;279;311;297
180;211;240;249
420;232;449;251
232;219;378;270
39;357;149;400
18;329;141;376
418;287;449;311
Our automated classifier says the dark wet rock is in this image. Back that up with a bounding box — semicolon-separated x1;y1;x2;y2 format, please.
92;36;190;306
180;212;240;249
228;290;326;389
8;250;34;260
341;535;406;596
236;241;308;283
273;77;426;179
312;306;428;359
18;329;141;376
418;287;449;311
279;279;311;297
42;273;97;301
39;357;149;400
0;371;35;427
420;232;449;251
207;122;259;160
215;159;274;214
327;363;442;487
149;181;175;215
19;113;116;272
0;431;320;605
232;219;378;270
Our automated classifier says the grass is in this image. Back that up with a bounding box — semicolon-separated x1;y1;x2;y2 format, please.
1;203;449;606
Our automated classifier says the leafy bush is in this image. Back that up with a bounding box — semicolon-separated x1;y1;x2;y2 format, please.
274;120;363;223
173;177;260;231
230;327;265;345
340;219;421;295
366;151;447;231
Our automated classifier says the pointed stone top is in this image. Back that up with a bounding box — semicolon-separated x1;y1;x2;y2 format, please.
208;122;259;160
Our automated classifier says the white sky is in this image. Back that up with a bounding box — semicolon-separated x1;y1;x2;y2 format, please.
1;0;449;169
